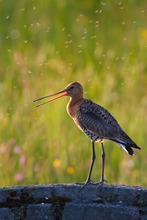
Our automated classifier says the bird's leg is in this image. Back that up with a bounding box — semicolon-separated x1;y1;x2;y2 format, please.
82;140;96;188
97;141;107;186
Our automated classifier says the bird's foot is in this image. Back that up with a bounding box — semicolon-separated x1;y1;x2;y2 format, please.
78;178;108;191
80;179;96;190
95;178;108;187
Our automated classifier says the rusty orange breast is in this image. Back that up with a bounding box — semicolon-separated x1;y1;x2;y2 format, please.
66;97;84;118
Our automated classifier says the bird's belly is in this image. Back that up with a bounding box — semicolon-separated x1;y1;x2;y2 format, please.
83;129;100;142
74;118;99;142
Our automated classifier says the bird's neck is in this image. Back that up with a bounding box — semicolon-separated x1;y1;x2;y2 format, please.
67;96;83;118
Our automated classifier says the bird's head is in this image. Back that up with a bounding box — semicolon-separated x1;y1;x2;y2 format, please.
33;82;83;107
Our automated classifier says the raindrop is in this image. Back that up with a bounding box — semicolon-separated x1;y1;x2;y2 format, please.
28;70;32;74
46;28;50;33
36;23;40;27
69;63;72;67
91;35;96;39
6;15;9;20
24;40;28;43
101;2;106;6
118;2;122;5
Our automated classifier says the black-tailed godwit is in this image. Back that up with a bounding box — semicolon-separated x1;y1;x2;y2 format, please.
34;82;141;187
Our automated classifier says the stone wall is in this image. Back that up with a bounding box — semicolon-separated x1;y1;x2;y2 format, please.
0;184;146;220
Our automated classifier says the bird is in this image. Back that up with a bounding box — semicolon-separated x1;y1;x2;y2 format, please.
34;82;141;187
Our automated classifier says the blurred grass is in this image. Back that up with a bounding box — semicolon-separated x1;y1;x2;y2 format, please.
0;0;147;187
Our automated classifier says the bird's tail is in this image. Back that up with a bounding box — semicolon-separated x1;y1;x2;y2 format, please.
116;142;139;156
110;131;141;156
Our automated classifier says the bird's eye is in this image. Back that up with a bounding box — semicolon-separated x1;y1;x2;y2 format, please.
70;86;74;89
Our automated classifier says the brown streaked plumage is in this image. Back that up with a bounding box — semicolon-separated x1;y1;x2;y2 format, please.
34;82;141;187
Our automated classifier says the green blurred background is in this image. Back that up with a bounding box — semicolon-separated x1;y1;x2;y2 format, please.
0;0;147;187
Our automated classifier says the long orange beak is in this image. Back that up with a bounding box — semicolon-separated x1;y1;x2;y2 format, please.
33;89;67;107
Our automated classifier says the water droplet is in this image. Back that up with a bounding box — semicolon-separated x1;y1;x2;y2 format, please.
118;2;122;5
121;22;126;25
28;70;32;74
101;2;106;6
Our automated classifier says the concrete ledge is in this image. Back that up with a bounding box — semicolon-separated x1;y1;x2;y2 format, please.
0;184;146;220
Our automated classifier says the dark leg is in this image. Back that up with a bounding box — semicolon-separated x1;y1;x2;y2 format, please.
82;140;96;188
98;141;107;186
101;141;105;182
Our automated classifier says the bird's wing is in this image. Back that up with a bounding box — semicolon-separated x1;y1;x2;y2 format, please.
76;100;141;151
76;109;120;140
